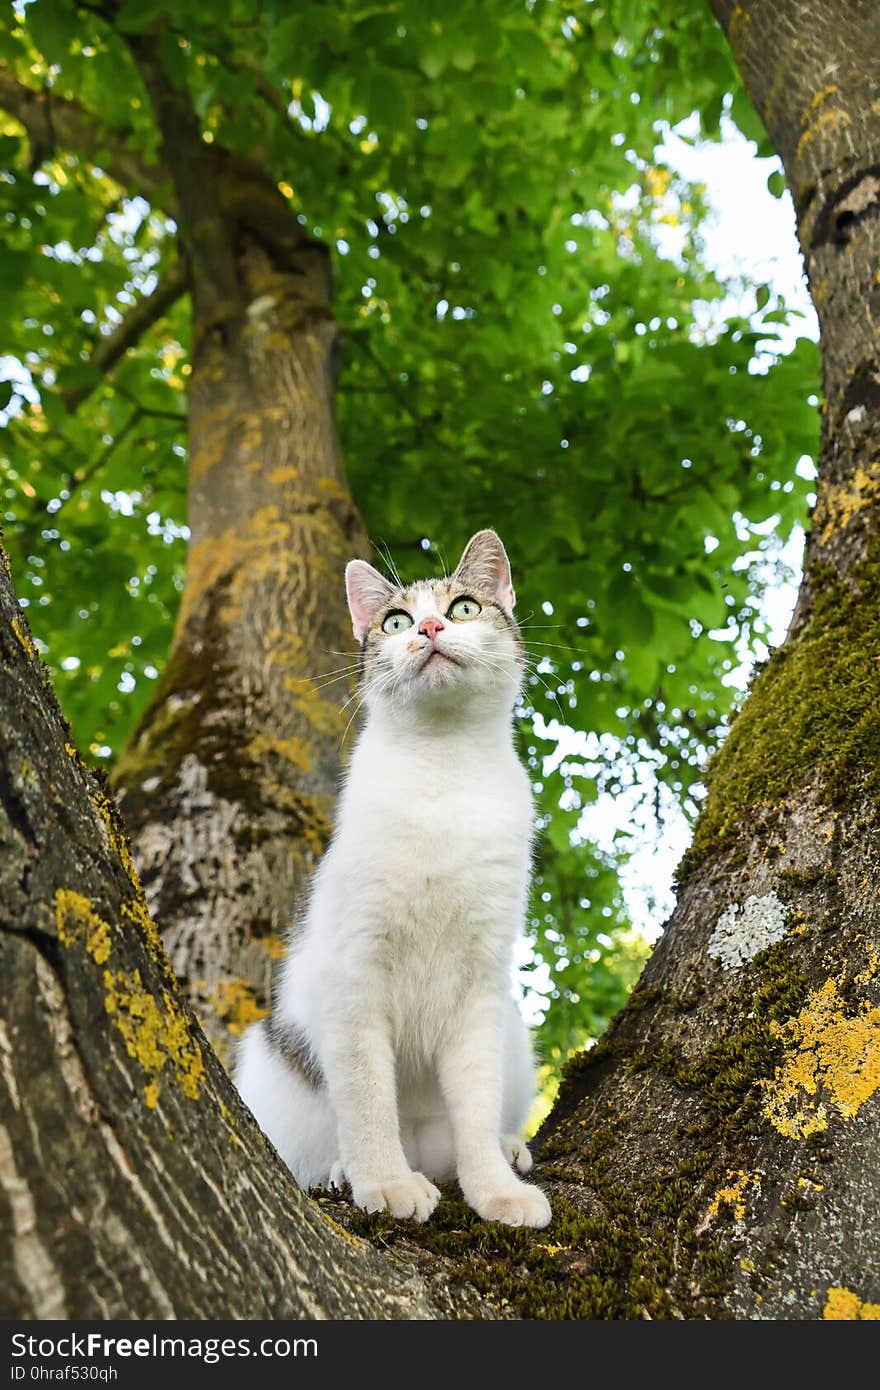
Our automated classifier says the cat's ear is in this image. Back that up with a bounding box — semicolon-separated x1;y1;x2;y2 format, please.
345;560;396;641
454;529;516;612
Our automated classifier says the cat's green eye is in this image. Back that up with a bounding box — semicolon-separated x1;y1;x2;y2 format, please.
382;610;414;634
449;597;482;621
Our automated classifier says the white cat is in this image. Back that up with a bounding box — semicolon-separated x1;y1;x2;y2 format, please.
235;530;551;1228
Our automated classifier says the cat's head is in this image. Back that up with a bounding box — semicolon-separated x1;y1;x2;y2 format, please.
345;530;523;716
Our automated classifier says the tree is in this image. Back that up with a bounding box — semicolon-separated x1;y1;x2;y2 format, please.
0;0;818;1064
2;0;878;1321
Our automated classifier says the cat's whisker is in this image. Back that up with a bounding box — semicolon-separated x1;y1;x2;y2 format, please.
289;670;362;697
524;642;593;657
337;683;369;720
463;651;522;686
518;622;569;630
371;537;404;591
293;657;363;680
298;669;361;692
297;664;363;687
338;664;400;748
338;698;364;750
518;659;569;722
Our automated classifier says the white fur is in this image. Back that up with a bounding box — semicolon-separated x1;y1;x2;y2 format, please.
236;541;551;1229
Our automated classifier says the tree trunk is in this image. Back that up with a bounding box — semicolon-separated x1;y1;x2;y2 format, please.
111;39;369;1060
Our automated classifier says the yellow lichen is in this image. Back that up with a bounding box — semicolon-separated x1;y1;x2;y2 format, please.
267;466;299;484
218;1101;241;1146
727;6;751;62
103;968;205;1101
708;1170;758;1221
64;741;77;758
855;947;880;987
91;787;139;889
121;894;164;960
322;1212;361;1248
179;505;291;625
208;977;268;1036
247;731;313;774
796;106;852;159
10;613;36;659
178;501;349;629
54;889;113;965
260;933;287;961
143;1081;160;1109
814;463;880;544
823;1286;880;1320
804;84;839;117
761;978;880;1139
797;1175;824;1193
285;675;351;737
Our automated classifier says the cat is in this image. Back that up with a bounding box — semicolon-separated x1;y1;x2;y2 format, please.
235;529;551;1228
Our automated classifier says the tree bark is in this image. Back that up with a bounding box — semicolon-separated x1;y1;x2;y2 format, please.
110;38;369;1060
0;68;169;204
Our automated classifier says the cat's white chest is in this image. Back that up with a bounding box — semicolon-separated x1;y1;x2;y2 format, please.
331;734;532;1037
348;736;530;896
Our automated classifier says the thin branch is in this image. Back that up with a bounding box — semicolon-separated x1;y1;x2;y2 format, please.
125;31;245;320
111;379;187;421
14;405;143;541
0;65;172;207
346;331;458;456
61;262;189;413
66;405;144;500
345;331;539;486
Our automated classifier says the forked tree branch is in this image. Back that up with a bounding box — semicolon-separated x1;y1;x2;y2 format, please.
0;65;172;207
61;261;189;412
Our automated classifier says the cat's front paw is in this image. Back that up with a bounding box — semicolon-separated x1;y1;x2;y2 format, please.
472;1180;551;1229
501;1134;533;1174
352;1171;441;1222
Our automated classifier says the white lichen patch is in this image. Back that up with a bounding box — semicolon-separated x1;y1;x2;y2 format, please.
708;891;789;969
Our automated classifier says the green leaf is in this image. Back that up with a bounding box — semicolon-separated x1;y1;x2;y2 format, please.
366;73;408;131
419;46;446;81
116;0;164;34
730;89;775;157
26;2;79;66
158;28;189;89
0;251;29;293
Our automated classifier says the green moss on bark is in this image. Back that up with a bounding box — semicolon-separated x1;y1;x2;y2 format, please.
334;940;812;1319
113;636;330;853
681;549;880;878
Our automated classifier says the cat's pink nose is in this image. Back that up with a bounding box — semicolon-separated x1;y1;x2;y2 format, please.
419;617;445;641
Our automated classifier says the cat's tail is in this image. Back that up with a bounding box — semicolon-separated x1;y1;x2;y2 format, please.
234;1020;340;1189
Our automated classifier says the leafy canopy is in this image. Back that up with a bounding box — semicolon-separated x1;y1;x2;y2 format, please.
0;0;819;1062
